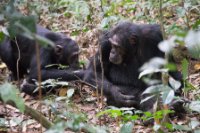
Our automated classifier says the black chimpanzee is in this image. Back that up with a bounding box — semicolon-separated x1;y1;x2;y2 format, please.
0;25;82;94
83;21;183;111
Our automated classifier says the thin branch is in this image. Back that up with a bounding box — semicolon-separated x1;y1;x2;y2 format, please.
0;98;53;129
93;57;100;105
182;0;190;30
14;37;22;132
159;0;171;126
14;37;20;87
100;0;104;12
159;0;166;39
99;45;104;107
35;40;43;132
24;104;53;129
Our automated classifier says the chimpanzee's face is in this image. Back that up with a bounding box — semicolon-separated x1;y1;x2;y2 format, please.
108;34;126;65
55;39;79;69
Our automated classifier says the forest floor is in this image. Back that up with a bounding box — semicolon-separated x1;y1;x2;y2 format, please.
0;37;200;132
0;1;200;132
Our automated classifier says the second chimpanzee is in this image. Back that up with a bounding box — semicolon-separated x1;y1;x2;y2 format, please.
83;21;182;111
0;25;82;94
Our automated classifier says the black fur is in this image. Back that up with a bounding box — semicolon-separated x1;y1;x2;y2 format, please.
83;21;182;110
0;25;82;94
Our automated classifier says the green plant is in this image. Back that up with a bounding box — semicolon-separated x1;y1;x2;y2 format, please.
0;83;25;112
140;29;200;132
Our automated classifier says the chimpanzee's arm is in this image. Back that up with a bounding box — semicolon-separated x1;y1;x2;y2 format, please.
84;68;138;107
27;46;83;81
21;69;84;95
83;68;112;96
28;69;84;82
83;54;137;107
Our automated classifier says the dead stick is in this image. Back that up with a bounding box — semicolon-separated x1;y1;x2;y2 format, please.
0;98;53;129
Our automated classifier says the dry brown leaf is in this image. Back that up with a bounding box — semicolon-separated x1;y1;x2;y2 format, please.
59;87;68;96
194;63;200;71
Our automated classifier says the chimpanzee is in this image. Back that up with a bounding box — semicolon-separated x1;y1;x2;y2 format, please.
0;25;82;94
83;21;183;111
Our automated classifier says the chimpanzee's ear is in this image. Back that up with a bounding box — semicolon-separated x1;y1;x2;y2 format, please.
55;45;63;55
129;35;138;45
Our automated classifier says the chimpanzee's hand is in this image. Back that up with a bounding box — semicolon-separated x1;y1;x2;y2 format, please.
106;86;139;108
20;79;38;95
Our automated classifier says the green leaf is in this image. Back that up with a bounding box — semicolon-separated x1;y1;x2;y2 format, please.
100;16;119;29
190;119;200;129
0;82;25;112
0;32;5;42
129;115;139;121
181;58;189;80
139;68;168;79
110;110;122;118
142;85;164;95
46;122;66;133
165;63;177;71
119;107;135;111
189;101;200;113
1;27;9;36
120;122;134;133
9;22;54;48
164;123;173;130
83;124;108;133
140;57;166;71
0;14;4;22
176;6;186;17
173;124;191;131
140;95;156;104
8;15;37;37
192;19;200;29
169;77;181;91
153;124;161;131
56;81;69;86
194;129;200;133
158;37;176;54
55;96;67;101
0;118;6;126
184;2;192;9
97;109;122;118
162;89;174;105
35;34;55;47
185;31;200;59
71;30;80;36
67;88;75;98
144;111;152;117
96;109;111;117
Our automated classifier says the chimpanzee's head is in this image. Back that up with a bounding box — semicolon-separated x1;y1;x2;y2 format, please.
108;22;140;65
46;33;80;69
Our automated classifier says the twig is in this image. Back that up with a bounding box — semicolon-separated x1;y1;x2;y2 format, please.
158;0;170;126
100;0;104;12
76;79;97;89
182;0;190;30
24;104;53;129
14;37;23;132
14;37;20;87
159;0;166;39
35;40;43;132
0;98;53;129
99;45;104;107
